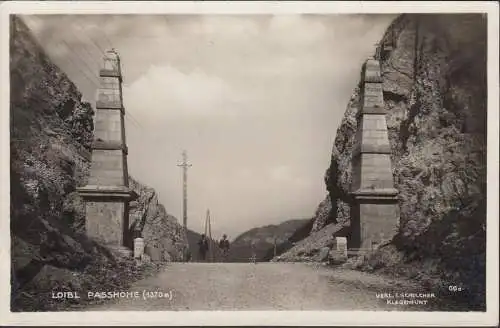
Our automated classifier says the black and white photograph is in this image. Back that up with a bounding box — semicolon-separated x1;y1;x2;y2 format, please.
1;1;498;326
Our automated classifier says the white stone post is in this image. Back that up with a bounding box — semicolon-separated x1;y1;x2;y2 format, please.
134;237;145;259
336;237;348;258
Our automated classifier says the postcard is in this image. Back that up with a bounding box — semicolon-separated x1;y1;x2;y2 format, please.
1;1;498;326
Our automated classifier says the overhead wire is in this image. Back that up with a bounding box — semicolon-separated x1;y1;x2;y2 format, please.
125;112;143;129
90;23;145;130
55;41;100;89
74;18;107;55
30;16;100;86
116;58;144;130
60;39;101;85
25;15;147;132
100;29;114;50
65;26;103;69
22;16;99;89
62;25;145;130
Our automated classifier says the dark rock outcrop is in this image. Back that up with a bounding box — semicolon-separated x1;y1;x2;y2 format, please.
277;14;486;309
10;14;97;286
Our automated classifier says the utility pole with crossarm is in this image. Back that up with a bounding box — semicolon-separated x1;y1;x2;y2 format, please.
177;150;192;261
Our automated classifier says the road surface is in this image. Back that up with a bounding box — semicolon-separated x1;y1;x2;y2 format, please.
86;262;434;311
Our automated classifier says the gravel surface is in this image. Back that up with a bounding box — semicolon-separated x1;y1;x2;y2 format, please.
83;262;439;311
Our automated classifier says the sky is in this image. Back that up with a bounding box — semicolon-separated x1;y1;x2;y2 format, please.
21;14;395;240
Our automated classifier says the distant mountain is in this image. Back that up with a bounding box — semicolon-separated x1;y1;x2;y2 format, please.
227;219;310;262
262;217;316;262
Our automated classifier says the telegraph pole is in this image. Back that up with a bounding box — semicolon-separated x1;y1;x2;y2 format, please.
204;209;213;262
177;150;192;261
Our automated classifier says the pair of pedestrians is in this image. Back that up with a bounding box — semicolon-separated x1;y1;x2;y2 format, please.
198;234;231;262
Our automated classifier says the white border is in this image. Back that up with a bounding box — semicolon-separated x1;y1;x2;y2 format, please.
0;1;498;326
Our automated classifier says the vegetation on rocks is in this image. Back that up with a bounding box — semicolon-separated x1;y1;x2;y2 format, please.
129;177;188;262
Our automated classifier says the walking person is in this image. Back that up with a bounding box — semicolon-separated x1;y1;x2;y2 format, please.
198;234;209;262
218;234;230;262
250;240;257;264
183;245;192;262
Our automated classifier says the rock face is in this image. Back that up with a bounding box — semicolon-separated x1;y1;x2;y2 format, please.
129;177;187;262
10;15;111;311
10;16;187;311
278;14;486;309
228;219;309;262
10;14;96;281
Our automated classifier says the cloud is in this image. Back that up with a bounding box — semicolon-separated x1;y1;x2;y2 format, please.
122;64;242;121
269;165;292;182
267;15;328;47
198;15;262;38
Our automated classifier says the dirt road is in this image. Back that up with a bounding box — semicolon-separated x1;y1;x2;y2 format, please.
87;262;435;311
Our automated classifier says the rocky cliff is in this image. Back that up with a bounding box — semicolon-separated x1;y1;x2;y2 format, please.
277;14;487;309
10;16;187;311
129;177;187;262
10;15;97;303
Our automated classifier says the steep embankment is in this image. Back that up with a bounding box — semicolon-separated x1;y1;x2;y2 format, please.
277;14;487;309
129;177;187;262
228;219;309;262
10;16;187;311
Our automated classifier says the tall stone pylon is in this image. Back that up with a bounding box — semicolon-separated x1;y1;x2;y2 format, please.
77;49;137;249
349;57;399;252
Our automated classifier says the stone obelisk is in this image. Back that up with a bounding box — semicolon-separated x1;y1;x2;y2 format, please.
349;56;399;252
77;49;137;250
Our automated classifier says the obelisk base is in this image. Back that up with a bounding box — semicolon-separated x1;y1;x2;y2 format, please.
77;185;137;248
349;188;399;252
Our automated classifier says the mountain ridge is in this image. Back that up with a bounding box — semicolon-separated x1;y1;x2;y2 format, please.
228;218;310;262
